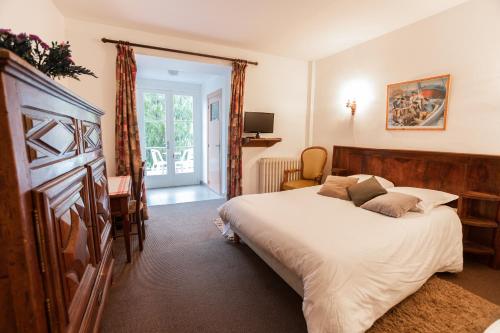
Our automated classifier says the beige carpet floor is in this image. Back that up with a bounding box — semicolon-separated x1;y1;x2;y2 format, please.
102;200;500;333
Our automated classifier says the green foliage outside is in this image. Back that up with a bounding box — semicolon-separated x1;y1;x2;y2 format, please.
143;93;194;170
173;95;194;149
144;93;166;146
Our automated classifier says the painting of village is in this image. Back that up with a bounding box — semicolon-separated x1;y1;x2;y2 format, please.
386;74;450;130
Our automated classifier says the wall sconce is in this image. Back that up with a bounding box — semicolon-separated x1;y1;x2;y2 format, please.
346;99;357;116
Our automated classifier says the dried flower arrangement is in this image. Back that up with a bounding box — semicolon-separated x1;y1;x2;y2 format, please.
0;29;97;80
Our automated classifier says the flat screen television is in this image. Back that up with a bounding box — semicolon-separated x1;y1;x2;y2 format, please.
243;112;274;138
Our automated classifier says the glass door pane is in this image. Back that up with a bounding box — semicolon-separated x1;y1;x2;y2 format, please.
173;95;194;174
143;92;168;176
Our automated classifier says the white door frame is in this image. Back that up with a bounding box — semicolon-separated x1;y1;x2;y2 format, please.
207;89;222;194
136;79;202;189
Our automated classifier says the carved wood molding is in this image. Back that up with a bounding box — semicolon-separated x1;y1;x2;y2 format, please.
33;167;98;331
81;121;102;153
24;112;78;165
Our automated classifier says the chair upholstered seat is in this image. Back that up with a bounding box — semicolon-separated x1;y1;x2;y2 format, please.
281;179;319;190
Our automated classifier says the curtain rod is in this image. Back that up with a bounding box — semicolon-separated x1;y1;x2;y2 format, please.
101;38;258;66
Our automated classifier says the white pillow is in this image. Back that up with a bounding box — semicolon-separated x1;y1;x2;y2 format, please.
387;187;458;213
484;320;500;333
348;174;395;189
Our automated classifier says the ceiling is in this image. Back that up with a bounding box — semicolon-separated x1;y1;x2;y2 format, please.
53;0;468;60
136;54;230;84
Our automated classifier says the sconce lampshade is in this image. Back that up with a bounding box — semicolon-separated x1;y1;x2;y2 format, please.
346;99;357;115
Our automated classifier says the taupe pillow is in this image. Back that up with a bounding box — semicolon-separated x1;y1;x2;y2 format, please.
361;192;421;218
347;176;387;206
318;176;358;200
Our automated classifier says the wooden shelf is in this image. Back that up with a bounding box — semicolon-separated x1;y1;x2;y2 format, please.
463;240;495;256
458;191;500;269
242;137;282;147
461;191;500;202
461;217;498;228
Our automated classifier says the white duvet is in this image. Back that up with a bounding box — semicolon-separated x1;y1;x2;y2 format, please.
218;186;463;333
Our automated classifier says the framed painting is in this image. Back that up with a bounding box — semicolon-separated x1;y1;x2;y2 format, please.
386;74;450;130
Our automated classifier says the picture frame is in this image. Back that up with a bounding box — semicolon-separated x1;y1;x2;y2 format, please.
386;74;451;130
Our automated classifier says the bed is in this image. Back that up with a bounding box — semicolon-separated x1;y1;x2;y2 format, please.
219;186;463;332
219;146;500;332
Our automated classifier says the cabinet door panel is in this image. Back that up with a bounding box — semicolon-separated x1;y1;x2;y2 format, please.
81;121;103;154
87;158;111;262
33;167;97;333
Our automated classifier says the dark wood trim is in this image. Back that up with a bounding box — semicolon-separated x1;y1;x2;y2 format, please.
242;137;282;147
331;168;348;176
101;38;258;66
332;145;500;195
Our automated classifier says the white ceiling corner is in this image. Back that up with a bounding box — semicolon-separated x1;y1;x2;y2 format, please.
53;0;469;60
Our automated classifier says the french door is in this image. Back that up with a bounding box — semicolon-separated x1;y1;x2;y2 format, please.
137;89;199;188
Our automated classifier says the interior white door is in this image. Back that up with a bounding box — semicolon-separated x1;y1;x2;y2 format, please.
137;88;199;189
207;90;222;194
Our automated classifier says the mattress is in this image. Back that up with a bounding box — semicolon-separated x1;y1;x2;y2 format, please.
231;222;304;297
219;185;463;333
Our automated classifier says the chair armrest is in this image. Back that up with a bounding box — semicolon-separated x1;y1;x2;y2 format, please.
280;169;302;191
283;169;301;183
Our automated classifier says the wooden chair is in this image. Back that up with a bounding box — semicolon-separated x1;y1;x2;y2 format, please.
111;162;146;253
128;161;146;250
281;146;328;191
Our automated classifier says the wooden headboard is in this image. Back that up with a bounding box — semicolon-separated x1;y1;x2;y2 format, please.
332;145;500;196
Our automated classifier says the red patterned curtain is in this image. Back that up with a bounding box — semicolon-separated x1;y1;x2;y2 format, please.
227;60;247;199
114;43;148;218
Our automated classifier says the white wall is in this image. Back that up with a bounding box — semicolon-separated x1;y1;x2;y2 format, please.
241;56;310;194
64;18;309;194
312;0;500;173
1;0;67;85
0;0;65;42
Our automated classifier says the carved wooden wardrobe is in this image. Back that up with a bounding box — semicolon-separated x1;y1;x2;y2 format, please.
0;50;114;332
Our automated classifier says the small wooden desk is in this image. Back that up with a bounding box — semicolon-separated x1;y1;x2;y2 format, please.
109;176;132;263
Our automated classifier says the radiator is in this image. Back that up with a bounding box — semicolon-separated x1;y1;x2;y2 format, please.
258;157;301;193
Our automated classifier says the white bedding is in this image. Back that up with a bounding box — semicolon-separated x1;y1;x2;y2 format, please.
218;186;463;333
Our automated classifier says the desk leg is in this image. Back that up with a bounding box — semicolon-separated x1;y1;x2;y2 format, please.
136;212;144;251
123;213;131;263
